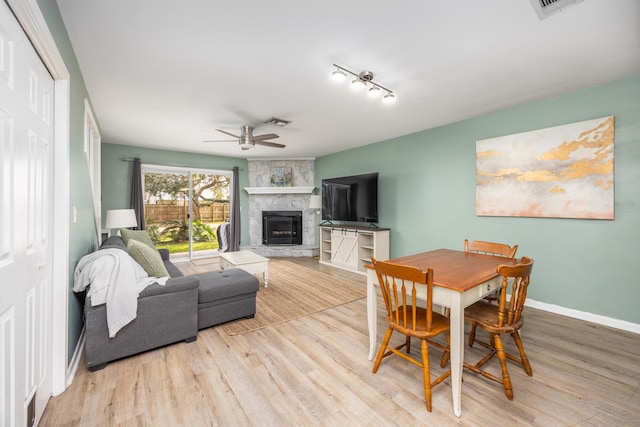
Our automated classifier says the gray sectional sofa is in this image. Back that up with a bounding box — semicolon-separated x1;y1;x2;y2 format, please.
82;236;259;371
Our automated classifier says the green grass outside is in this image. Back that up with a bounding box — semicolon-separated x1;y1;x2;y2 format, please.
156;241;219;253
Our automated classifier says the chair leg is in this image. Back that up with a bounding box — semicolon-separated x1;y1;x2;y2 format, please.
468;321;478;347
493;334;513;400
440;333;450;368
372;327;393;373
420;339;433;412
511;331;533;376
406;335;411;354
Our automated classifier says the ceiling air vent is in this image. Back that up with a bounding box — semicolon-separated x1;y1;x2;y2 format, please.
529;0;583;20
265;117;291;127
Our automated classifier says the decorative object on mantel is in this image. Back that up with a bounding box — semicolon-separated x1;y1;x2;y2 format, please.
270;167;292;187
476;116;614;219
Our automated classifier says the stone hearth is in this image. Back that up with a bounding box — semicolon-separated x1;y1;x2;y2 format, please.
243;159;317;257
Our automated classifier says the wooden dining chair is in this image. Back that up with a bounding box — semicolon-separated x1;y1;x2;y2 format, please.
464;239;518;259
463;257;534;400
463;239;518;327
371;257;451;412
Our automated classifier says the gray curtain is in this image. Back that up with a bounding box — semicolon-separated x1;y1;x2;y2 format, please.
130;157;145;230
228;166;241;251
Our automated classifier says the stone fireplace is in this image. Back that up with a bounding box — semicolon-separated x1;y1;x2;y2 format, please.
244;159;317;257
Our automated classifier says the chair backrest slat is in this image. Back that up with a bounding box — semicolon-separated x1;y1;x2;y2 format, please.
496;257;533;328
465;239;518;259
372;257;435;332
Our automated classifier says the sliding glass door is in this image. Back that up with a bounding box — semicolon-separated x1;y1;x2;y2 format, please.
142;165;231;260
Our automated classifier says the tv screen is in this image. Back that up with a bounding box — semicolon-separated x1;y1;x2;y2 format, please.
321;173;378;223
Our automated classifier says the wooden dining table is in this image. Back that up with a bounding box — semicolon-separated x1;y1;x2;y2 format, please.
365;249;518;417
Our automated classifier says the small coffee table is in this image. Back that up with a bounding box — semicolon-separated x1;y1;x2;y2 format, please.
219;250;270;287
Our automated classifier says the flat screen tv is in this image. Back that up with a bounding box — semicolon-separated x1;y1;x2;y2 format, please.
321;172;378;223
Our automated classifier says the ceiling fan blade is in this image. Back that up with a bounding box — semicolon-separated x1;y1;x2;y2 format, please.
252;133;279;141
255;140;286;148
215;129;240;139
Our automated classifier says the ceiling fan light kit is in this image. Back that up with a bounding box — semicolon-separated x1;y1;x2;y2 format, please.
331;64;395;104
206;124;286;150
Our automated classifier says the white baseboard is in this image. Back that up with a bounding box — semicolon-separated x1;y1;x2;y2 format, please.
525;298;640;335
64;327;85;391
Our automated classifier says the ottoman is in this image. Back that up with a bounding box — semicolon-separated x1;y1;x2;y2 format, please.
194;268;260;330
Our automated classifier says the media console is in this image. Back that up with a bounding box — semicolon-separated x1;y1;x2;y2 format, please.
318;225;390;275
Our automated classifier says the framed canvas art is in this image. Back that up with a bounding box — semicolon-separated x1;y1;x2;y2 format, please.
270;167;292;187
476;116;614;219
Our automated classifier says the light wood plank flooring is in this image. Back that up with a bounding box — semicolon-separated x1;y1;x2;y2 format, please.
40;257;640;426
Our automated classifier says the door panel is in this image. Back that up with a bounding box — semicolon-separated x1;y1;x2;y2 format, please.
0;2;54;425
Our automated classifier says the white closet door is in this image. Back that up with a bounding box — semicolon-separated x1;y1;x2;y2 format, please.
0;2;54;425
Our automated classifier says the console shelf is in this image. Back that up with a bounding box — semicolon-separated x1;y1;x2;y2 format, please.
318;225;389;275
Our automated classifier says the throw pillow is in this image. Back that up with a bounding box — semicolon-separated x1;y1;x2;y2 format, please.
120;228;159;254
127;239;170;278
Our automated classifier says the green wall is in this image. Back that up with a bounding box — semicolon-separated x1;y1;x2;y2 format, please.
101;144;250;245
37;0;101;363
33;0;640;364
316;76;640;325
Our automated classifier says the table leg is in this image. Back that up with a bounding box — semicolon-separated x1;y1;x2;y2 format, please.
263;268;268;288
367;272;378;361
449;292;464;417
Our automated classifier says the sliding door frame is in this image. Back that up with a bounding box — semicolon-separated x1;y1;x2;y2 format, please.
142;164;232;260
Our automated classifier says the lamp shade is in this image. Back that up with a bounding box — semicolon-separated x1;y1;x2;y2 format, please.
105;209;138;229
308;195;322;210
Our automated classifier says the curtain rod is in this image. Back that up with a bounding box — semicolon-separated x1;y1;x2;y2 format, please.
120;157;243;171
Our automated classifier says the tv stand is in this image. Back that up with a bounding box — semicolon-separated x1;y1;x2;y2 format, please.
318;225;390;275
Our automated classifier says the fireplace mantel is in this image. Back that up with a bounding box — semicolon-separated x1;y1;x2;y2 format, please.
244;186;315;194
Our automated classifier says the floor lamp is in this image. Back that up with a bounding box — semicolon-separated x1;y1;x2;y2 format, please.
308;195;322;259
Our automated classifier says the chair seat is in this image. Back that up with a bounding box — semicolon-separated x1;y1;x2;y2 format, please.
389;307;450;337
464;301;524;333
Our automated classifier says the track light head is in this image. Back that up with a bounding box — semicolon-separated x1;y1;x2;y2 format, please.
383;92;396;104
351;78;366;90
368;85;381;98
331;68;347;82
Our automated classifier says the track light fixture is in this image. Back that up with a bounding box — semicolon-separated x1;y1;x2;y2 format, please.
331;64;396;104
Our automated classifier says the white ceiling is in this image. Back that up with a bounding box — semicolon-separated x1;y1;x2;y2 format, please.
55;0;640;159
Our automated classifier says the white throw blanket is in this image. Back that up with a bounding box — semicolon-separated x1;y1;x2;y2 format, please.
73;248;168;337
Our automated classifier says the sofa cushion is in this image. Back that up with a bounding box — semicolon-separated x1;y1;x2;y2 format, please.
127;239;170;278
99;235;127;252
195;269;259;303
120;228;159;254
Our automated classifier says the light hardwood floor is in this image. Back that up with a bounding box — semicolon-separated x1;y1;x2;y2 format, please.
40;257;640;426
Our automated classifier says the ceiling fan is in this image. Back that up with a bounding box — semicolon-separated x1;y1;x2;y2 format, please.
205;125;286;150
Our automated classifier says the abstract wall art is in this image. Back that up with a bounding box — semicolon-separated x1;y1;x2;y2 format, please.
476;116;614;219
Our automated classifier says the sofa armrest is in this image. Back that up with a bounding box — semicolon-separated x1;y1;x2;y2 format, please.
84;274;199;370
138;276;198;299
158;248;170;261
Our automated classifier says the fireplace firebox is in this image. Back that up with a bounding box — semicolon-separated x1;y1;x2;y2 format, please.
262;211;303;245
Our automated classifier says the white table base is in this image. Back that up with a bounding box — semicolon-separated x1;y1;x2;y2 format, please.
219;250;270;287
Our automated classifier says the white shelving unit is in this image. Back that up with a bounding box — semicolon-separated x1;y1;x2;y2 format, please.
319;225;390;275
